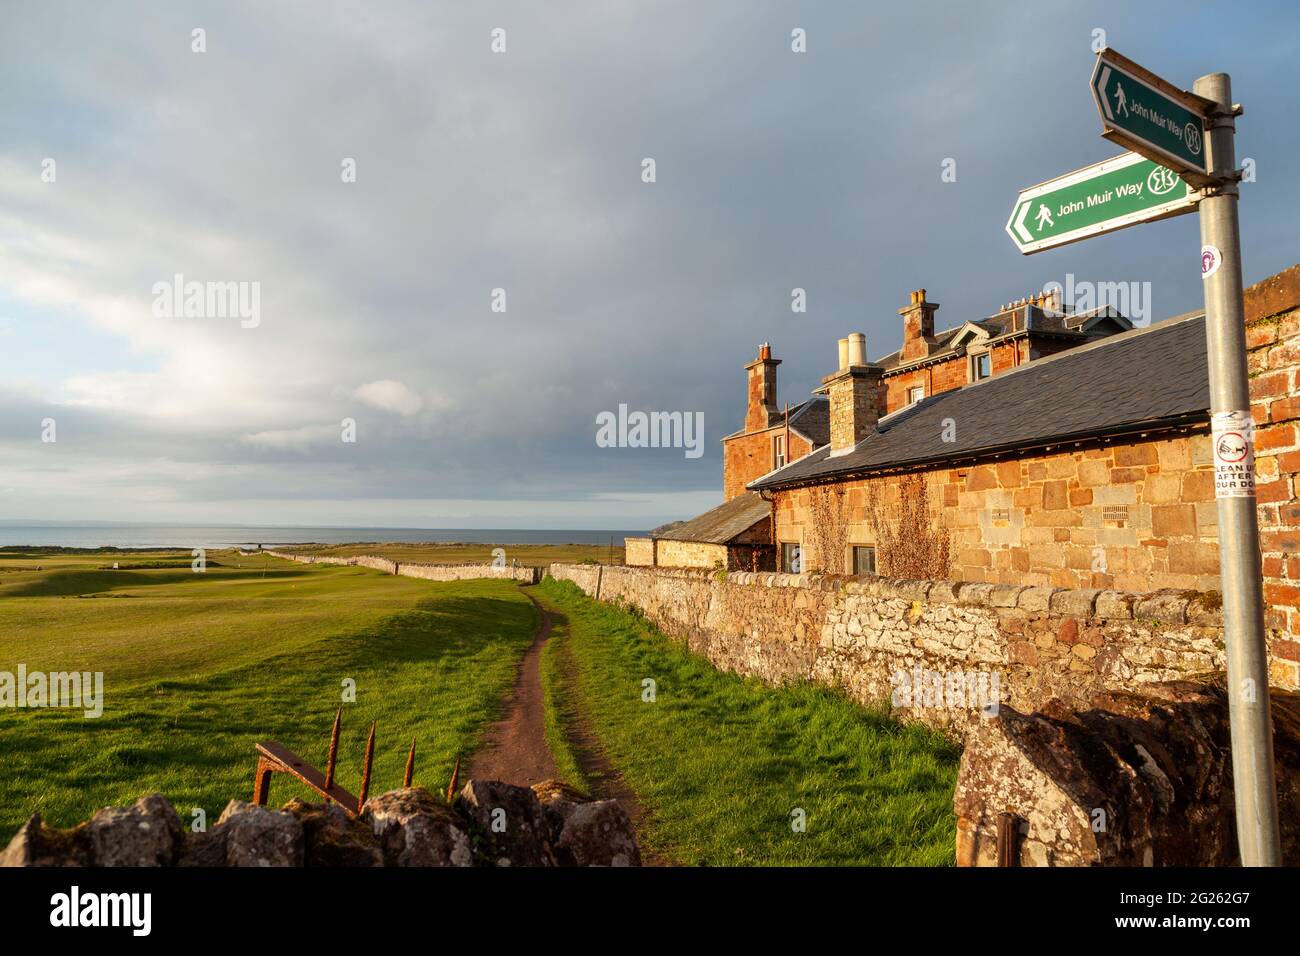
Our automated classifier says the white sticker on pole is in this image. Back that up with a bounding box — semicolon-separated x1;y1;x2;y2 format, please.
1212;411;1256;498
1201;244;1222;279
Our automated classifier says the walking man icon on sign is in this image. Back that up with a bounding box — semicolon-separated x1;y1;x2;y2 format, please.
1114;81;1129;117
1034;204;1054;232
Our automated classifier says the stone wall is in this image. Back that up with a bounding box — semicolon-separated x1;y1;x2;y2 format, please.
354;555;399;574
773;431;1219;591
2;780;639;868
624;537;655;566
547;563;1300;735
260;550;540;584
653;539;727;569
397;562;541;584
954;682;1300;866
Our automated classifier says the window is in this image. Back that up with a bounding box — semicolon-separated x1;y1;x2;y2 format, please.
851;545;877;576
971;352;992;381
781;542;802;573
907;385;925;406
772;433;786;468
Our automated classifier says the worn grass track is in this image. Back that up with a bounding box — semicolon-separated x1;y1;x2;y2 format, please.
535;578;962;866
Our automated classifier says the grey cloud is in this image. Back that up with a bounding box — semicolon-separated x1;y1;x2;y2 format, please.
0;0;1295;527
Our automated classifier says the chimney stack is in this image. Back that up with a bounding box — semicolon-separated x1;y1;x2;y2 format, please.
818;331;882;455
744;342;781;432
899;288;940;363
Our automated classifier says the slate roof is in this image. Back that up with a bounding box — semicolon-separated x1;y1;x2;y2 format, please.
723;396;830;447
656;491;771;544
788;397;830;446
750;312;1209;491
874;303;1127;372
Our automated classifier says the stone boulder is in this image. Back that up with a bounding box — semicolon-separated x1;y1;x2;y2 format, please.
532;781;640;867
84;793;183;867
285;799;383;867
0;814;90;867
363;788;472;867
215;800;303;867
458;780;556;867
955;681;1300;866
176;827;228;867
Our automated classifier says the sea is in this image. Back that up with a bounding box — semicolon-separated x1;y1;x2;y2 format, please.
0;524;646;551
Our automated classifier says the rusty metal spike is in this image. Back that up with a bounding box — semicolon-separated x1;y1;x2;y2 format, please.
357;720;376;814
446;754;461;804
323;707;342;802
403;736;416;788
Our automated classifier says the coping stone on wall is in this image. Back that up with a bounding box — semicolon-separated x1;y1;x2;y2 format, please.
546;563;1212;627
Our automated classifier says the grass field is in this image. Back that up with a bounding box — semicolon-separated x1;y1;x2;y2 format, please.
534;578;961;866
0;550;537;835
278;541;624;567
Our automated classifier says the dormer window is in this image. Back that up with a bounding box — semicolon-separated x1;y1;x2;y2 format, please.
772;433;786;468
971;351;992;381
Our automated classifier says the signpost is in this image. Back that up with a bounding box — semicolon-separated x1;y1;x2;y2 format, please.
1006;49;1281;866
1006;152;1196;254
1091;48;1215;185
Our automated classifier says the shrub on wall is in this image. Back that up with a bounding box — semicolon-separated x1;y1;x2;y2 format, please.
867;474;951;579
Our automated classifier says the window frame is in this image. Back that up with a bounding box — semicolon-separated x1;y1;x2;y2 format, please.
907;385;925;406
970;350;992;382
780;541;801;574
772;433;787;469
850;544;877;576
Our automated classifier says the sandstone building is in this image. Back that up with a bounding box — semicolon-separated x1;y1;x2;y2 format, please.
630;266;1300;647
629;286;1133;571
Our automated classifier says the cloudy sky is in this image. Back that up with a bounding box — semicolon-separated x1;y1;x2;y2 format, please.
1;0;1296;530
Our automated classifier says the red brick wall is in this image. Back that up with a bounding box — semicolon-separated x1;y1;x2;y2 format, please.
723;427;812;501
1246;265;1300;651
882;339;1024;413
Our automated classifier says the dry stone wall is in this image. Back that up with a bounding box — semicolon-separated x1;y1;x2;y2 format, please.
954;682;1300;866
258;549;540;584
547;563;1297;736
1;780;639;868
397;562;541;584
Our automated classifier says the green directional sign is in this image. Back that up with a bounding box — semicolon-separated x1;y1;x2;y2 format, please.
1006;151;1198;254
1091;48;1212;182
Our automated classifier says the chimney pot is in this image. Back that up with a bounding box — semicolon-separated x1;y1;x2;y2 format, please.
847;331;868;366
837;337;849;371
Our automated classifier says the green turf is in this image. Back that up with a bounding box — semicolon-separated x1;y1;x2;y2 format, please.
534;578;962;866
537;610;589;792
0;553;538;835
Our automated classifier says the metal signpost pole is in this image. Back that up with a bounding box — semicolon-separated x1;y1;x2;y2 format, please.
1194;70;1281;866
